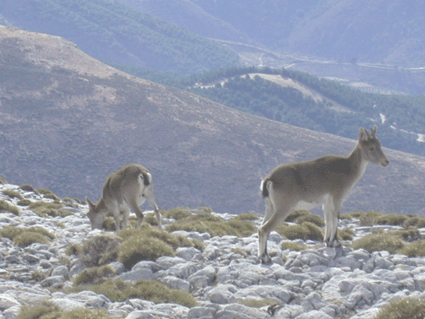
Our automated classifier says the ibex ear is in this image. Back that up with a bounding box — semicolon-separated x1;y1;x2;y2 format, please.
358;127;370;142
86;197;96;210
370;125;377;137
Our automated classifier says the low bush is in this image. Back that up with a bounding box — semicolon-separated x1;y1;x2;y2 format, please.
374;213;408;226
398;240;425;257
2;190;24;200
281;241;307;251
37;188;60;201
0;200;20;215
69;279;197;307
17;199;32;206
28;201;72;218
352;232;405;253
166;212;256;237
0;177;8;184
161;207;192;220
358;211;384;226
118;236;175;269
294;213;325;227
338;228;355;241
233;213;259;221
403;215;425;229
19;184;39;194
73;265;115;285
276;222;323;241
0;226;55;247
285;210;310;223
78;233;121;267
375;297;425;319
16;301;113;319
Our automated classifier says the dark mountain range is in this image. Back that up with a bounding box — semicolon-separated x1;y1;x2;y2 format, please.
0;26;424;216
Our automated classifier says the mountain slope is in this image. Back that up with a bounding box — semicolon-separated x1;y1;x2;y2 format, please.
0;0;239;74
0;26;424;215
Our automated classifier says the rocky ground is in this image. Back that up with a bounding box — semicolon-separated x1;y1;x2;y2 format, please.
1;182;425;319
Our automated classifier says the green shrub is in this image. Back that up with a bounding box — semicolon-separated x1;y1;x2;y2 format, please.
14;232;49;247
375;297;425;319
374;213;408;226
17;199;32;206
403;216;425;229
276;222;323;241
0;177;8;184
0;226;54;247
78;233;121;267
285;210;310;223
68;279;197;308
358;211;384;226
281;241;307;251
16;301;113;319
338;228;355;241
2;190;24;200
19;184;38;194
233;213;259;221
166;212;256;237
118;236;175;269
339;213;353;220
73;265;115;285
15;301;59;319
37;188;60;201
398;240;425;257
161;207;192;220
294;213;325;227
28;201;65;217
0;200;20;215
352;232;405;253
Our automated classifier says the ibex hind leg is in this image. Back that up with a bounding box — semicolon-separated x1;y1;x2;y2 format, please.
258;202;293;264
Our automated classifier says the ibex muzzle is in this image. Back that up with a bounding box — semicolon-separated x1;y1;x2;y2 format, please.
86;164;162;231
258;126;389;264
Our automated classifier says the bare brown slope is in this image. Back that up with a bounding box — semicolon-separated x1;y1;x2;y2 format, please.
0;26;424;215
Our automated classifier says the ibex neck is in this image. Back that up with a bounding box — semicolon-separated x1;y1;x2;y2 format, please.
348;143;369;179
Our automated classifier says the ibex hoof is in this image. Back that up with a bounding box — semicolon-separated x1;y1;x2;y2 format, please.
260;254;272;264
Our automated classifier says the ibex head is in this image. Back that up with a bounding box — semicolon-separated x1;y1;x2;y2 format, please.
358;126;389;167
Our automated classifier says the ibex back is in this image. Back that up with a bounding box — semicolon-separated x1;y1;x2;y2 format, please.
258;126;389;263
86;164;162;231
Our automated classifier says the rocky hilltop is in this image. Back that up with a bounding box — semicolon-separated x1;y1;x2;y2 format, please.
0;26;425;215
1;182;425;318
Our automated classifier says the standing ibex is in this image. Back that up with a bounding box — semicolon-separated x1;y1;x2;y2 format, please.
258;126;389;263
86;164;162;231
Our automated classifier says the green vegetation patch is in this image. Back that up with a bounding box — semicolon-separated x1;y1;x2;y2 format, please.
281;241;307;251
276;222;323;241
338;228;355;241
166;212;256;237
16;300;112;319
398;240;425;257
69;279;197;308
73;265;115;286
0;177;8;184
0;200;20;215
19;184;39;194
2;190;24;200
352;232;405;253
0;226;55;247
375;297;425;319
37;188;60;201
28;201;72;218
161;207;193;220
77;233;121;267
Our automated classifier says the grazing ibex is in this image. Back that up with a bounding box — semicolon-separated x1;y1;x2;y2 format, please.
86;164;162;231
258;126;389;263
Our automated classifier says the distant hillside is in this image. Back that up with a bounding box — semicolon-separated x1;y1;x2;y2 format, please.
0;0;239;75
119;0;425;95
0;26;424;215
